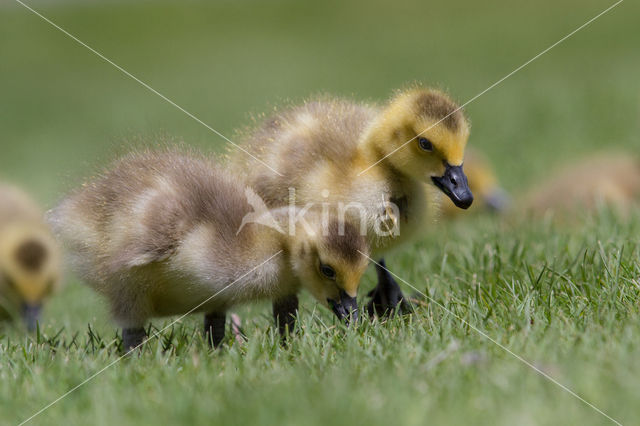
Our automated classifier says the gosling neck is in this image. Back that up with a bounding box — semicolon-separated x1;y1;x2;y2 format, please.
253;208;291;252
248;207;319;261
355;131;408;185
354;103;412;179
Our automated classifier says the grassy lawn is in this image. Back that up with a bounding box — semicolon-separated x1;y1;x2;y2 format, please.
1;0;639;424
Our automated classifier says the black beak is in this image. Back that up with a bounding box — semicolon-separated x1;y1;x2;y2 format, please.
327;290;359;325
431;163;474;209
22;303;42;332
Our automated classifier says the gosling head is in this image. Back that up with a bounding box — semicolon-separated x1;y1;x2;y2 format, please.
289;218;369;323
0;223;60;331
372;88;474;209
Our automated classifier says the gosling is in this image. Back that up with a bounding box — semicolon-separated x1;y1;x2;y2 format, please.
0;183;61;331
230;87;473;316
522;153;640;217
49;150;369;350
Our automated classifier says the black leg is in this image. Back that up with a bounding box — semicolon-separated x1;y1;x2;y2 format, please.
272;294;299;338
204;311;226;348
366;258;413;318
122;327;146;352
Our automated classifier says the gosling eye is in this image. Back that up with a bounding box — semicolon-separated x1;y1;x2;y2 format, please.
319;263;337;281
417;137;433;152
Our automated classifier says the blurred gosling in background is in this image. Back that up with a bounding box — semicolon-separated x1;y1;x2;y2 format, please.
0;183;61;331
522;153;640;217
49;150;369;350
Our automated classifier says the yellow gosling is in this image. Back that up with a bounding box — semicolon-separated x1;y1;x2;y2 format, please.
231;87;473;315
0;183;61;330
522;153;640;218
49;149;369;350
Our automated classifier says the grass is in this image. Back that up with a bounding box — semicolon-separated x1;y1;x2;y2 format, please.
1;0;639;425
3;212;640;425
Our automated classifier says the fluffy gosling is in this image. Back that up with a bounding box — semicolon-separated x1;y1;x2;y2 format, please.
0;183;61;330
49;150;369;350
231;88;473;315
522;153;640;217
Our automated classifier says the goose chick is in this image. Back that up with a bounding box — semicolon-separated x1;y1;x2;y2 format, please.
522;153;640;218
49;150;369;350
231;88;473;315
440;148;509;218
0;183;61;330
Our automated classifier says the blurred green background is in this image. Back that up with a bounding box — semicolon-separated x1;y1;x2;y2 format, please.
2;0;638;205
1;0;639;425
